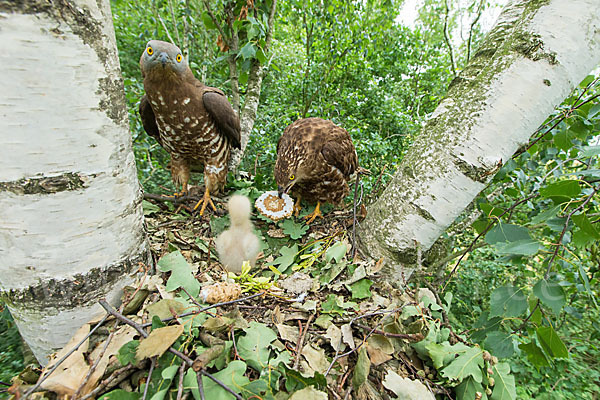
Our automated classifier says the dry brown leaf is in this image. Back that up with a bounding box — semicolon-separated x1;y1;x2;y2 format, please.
136;325;184;361
341;323;355;349
366;344;392;366
272;305;283;324
324;325;344;352
147;298;187;320
79;325;137;395
301;343;329;374
276;324;300;344
40;322;91;396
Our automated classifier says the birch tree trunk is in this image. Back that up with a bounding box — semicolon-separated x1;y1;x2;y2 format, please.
0;0;150;363
358;0;600;282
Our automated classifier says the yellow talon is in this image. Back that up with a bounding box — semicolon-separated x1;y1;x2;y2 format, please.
194;186;217;216
304;202;323;224
293;195;302;217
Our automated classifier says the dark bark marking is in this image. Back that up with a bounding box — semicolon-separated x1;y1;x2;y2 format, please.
0;172;88;195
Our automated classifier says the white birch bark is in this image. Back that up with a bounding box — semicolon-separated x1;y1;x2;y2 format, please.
358;0;600;282
0;0;150;363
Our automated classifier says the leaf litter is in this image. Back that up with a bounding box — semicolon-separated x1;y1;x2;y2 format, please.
8;190;512;400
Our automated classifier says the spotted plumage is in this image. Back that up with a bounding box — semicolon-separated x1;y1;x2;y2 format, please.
139;40;240;215
275;118;358;223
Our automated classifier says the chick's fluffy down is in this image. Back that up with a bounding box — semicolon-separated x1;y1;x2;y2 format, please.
215;195;260;273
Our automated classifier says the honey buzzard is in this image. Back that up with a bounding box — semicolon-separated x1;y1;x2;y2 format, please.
139;40;241;215
275;118;358;223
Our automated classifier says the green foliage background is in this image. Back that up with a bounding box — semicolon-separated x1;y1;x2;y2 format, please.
1;1;598;399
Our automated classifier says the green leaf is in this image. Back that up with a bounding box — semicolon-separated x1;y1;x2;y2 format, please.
319;260;347;284
572;214;600;239
201;11;216;29
117;340;139;366
271;244;299;271
256;47;267;64
495;239;541;256
185;361;250;400
161;364;180;381
238;42;257;60
157;251;200;298
490;362;516;400
352;347;370;389
484;331;514;359
539;180;581;203
425;341;470;369
281;365;327;392
588;103;600;119
99;389;142;400
150;389;168;400
456;377;488;400
485;222;531;245
440;346;484;383
236;321;277;371
321;294;352;316
533;280;566;314
580;145;600;156
210;215;229;236
518;341;549;367
489;286;527;318
348;279;373;299
537;325;568;359
142;200;160;215
553;128;574;151
530;205;561;225
280;219;309;239
325;241;347;263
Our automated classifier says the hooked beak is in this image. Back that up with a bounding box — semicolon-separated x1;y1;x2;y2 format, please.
278;182;294;198
160;52;168;67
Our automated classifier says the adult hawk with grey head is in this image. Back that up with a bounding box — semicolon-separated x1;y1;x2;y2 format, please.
275;118;358;223
139;40;240;215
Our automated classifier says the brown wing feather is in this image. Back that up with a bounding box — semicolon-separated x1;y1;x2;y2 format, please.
320;129;357;178
139;95;162;145
202;88;241;149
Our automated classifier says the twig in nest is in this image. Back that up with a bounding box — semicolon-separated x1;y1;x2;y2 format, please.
79;363;139;400
142;357;156;400
140;292;265;328
23;314;109;398
176;363;186;400
354;324;424;342
292;313;314;369
74;322;119;398
196;371;206;400
99;300;241;400
324;305;416;376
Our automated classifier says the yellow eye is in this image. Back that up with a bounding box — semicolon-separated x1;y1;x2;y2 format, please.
289;175;295;180
176;54;182;62
147;47;153;55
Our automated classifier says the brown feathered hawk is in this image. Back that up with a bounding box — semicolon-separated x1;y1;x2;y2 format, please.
139;40;241;215
275;118;358;223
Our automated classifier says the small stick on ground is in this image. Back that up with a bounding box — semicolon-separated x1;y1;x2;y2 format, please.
293;313;314;370
142;357;156;400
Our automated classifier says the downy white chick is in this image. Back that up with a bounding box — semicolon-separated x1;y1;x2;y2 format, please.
215;195;260;273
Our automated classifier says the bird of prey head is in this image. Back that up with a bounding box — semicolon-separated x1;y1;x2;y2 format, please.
140;40;188;79
275;150;310;198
